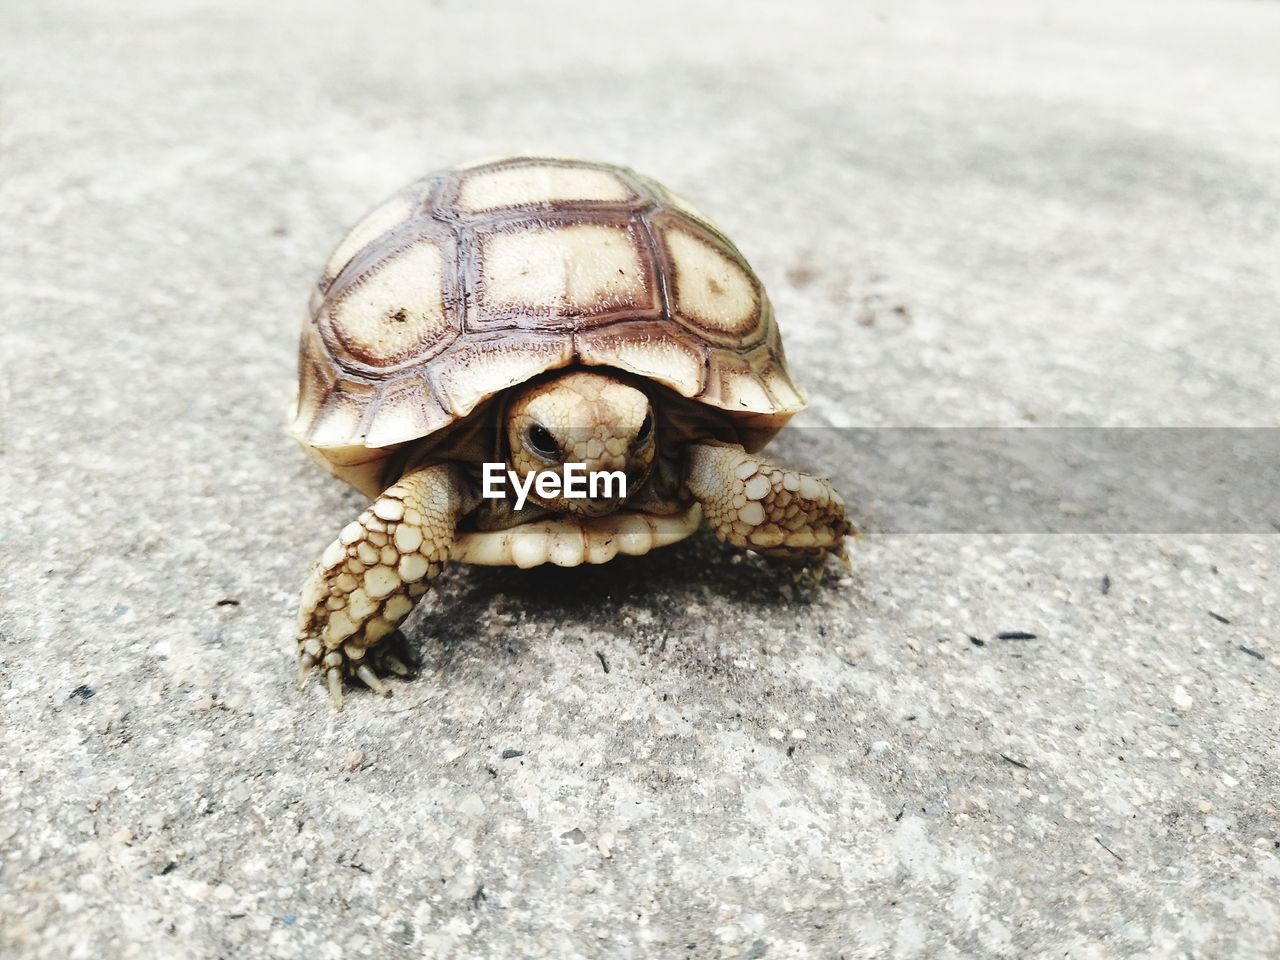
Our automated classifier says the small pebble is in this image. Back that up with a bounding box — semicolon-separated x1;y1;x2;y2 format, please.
342;750;366;772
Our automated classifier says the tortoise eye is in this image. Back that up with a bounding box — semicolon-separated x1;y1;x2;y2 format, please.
526;424;560;458
633;412;654;446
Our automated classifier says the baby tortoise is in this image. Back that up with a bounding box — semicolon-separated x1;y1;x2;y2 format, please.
291;156;851;708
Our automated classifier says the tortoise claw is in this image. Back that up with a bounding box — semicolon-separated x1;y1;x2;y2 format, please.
379;652;412;677
356;664;390;696
295;636;413;709
840;544;853;574
327;667;344;711
296;652;318;689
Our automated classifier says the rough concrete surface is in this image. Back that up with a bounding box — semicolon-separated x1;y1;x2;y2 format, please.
2;1;1278;957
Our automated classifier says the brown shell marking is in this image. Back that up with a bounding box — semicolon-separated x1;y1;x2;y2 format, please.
474;220;655;323
453;164;637;218
659;221;760;343
292;157;805;478
327;236;452;367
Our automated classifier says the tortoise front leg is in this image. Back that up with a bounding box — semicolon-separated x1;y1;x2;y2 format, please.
684;442;851;565
296;462;473;710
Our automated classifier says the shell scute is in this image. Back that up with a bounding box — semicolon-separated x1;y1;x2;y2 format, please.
362;374;452;449
308;379;376;448
320;228;462;372
574;321;707;400
430;334;575;419
471;219;658;328
655;216;764;348
322;190;419;288
452;160;638;219
292;328;338;440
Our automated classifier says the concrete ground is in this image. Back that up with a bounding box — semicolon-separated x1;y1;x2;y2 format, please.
2;1;1278;957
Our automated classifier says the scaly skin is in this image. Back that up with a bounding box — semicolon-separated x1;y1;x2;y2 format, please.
296;463;473;709
504;371;655;518
684;442;850;565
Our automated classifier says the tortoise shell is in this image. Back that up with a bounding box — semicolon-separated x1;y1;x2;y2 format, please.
291;156;806;485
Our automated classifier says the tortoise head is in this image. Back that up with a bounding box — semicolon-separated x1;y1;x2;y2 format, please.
504;370;656;517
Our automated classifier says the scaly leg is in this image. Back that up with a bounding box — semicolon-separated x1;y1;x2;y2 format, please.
684;442;851;566
296;462;472;709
